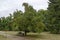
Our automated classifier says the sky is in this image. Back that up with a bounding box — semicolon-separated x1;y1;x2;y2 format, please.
0;0;48;17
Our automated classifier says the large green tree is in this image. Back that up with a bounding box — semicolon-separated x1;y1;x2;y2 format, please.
13;3;45;36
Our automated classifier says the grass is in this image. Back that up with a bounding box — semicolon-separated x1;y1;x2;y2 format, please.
0;35;11;40
0;35;6;40
4;31;18;35
2;31;60;40
27;32;60;40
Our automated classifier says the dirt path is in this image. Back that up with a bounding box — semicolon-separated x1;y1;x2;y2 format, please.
0;31;27;40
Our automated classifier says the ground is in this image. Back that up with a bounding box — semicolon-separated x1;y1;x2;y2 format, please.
0;31;60;40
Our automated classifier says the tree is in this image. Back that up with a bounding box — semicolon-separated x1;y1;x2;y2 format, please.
48;0;60;34
0;18;2;30
0;17;7;30
15;3;45;36
5;14;13;31
0;14;14;31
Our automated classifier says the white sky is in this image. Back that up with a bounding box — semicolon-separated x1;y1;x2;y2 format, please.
0;0;48;17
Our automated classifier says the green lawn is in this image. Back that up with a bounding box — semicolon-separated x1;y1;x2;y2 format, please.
25;32;60;40
0;35;6;40
4;31;18;35
2;31;60;40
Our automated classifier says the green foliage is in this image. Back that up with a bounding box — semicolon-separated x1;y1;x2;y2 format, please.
0;14;14;31
48;0;60;34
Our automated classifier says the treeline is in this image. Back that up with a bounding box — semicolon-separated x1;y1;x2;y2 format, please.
0;0;60;35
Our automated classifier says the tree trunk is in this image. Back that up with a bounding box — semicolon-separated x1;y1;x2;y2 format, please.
24;31;27;36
